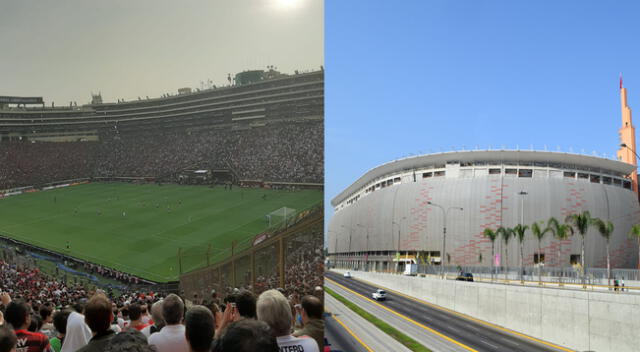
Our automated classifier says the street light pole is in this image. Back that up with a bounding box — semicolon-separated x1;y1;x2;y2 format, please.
392;216;406;273
357;223;370;271
428;201;463;279
341;224;354;269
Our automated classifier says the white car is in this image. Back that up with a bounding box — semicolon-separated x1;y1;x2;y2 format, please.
372;289;387;301
343;271;352;278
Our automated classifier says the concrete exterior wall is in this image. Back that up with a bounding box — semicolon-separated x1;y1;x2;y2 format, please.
335;269;640;352
329;169;640;268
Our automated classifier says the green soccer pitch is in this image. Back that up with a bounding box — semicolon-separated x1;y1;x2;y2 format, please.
0;183;322;282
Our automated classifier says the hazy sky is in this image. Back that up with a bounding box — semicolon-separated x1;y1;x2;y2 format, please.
326;1;640;230
0;0;323;104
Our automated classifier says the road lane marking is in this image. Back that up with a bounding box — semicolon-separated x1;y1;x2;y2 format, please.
325;308;374;352
326;277;479;352
342;273;576;352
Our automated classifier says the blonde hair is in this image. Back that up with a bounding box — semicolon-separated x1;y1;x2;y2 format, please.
256;289;291;336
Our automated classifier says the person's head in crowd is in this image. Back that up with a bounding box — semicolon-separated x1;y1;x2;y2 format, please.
39;306;53;326
4;300;30;330
184;306;214;352
73;299;87;314
162;294;184;325
128;304;142;326
84;293;113;334
104;329;153;352
52;310;71;338
212;319;278;352
300;296;322;324
121;307;129;321
256;290;292;337
28;313;42;332
0;326;17;352
313;286;323;298
234;290;256;319
0;311;4;326
150;301;164;328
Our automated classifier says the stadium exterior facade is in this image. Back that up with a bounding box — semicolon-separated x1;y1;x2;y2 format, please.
328;150;640;271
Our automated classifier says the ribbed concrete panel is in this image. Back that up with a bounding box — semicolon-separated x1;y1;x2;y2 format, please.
329;153;640;269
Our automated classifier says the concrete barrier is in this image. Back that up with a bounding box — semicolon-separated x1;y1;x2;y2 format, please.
332;269;640;352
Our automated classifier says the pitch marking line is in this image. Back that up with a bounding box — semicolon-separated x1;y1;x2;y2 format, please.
348;275;575;352
325;277;478;352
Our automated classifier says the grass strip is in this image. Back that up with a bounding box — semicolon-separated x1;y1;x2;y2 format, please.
325;286;432;352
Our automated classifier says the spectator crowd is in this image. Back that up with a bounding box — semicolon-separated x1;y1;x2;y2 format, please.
0;121;322;190
0;257;325;352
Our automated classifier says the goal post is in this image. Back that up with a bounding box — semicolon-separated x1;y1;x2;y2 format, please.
266;207;297;228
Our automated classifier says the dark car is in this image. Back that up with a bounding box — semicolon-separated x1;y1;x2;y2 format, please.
456;273;474;282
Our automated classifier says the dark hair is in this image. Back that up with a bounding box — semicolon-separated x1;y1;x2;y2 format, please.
185;306;214;352
213;319;278;352
39;305;53;321
0;326;17;352
162;294;184;325
234;290;256;319
85;294;113;333
73;298;87;314
301;295;323;320
4;300;29;329
104;329;154;352
28;313;43;332
128;303;142;321
53;310;71;335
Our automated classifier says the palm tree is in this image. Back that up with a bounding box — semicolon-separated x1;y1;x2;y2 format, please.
630;225;640;273
513;224;528;283
548;217;574;285
483;228;498;281
592;218;614;289
531;221;551;285
498;227;513;280
566;211;594;286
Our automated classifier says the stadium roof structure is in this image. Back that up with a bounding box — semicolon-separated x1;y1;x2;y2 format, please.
331;150;636;206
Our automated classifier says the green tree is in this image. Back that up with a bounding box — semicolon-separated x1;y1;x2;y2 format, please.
513;224;528;283
565;211;594;286
483;228;498;281
531;221;551;285
592;218;614;289
548;217;574;285
498;227;514;280
630;225;640;272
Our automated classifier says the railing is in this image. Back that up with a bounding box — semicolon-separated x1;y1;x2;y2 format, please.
179;209;323;299
333;262;640;292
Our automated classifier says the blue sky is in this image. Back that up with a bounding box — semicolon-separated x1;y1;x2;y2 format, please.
325;1;640;232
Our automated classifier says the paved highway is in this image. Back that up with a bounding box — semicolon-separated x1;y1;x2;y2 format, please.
325;271;574;352
325;291;411;352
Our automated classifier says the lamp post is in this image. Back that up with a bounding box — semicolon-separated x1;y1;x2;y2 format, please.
357;223;370;271
392;217;406;273
427;201;463;279
341;224;354;269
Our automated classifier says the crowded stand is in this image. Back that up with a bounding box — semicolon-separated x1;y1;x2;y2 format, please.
0;121;322;190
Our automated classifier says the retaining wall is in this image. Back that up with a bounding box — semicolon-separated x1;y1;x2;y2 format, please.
332;269;640;352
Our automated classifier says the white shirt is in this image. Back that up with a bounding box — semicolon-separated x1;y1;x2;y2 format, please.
148;324;189;352
277;334;319;352
61;311;92;352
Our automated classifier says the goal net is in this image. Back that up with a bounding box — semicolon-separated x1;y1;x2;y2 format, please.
266;207;297;228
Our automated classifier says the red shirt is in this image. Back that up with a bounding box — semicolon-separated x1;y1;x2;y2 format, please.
14;329;53;352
